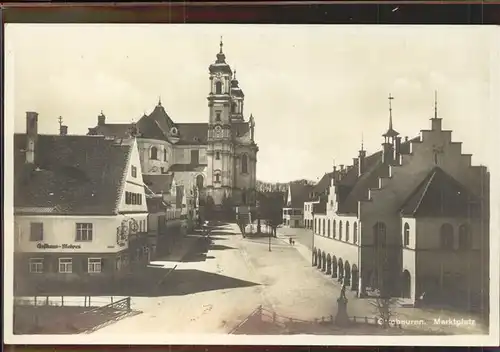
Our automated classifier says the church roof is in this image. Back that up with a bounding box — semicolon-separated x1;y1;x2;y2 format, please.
400;167;480;218
176;123;208;145
14;134;131;215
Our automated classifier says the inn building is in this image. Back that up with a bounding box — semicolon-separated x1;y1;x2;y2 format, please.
14;112;149;290
311;95;489;311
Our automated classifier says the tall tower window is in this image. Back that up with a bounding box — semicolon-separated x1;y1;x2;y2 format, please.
163;149;167;162
215;112;221;122
191;150;200;165
232;102;237;114
241;154;248;174
215;81;222;95
216;151;221;160
150;146;158;160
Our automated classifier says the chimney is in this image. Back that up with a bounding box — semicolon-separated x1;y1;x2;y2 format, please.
393;136;402;165
60;125;68;136
358;149;366;177
405;136;409;142
98;111;106;126
26;111;39;164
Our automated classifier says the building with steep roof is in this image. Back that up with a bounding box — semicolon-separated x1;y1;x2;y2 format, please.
88;40;258;220
282;182;314;228
311;94;489;311
14;112;149;289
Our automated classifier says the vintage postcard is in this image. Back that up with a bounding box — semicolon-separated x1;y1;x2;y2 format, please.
3;23;499;346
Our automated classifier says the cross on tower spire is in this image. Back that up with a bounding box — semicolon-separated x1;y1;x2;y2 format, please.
434;90;438;119
58;116;63;128
158;96;162;106
361;132;364;151
220;36;223;53
383;93;399;139
388;93;394;130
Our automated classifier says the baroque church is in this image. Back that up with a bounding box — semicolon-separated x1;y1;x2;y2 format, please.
88;40;259;212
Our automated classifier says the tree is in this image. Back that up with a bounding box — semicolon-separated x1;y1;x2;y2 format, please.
369;246;401;329
259;192;284;237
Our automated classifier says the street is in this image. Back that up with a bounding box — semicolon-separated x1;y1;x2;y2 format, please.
93;223;367;334
92;223;487;335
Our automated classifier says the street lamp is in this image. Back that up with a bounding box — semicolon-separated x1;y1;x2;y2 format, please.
311;209;315;264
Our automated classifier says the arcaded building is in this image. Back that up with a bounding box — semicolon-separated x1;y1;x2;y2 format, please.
312;96;489;311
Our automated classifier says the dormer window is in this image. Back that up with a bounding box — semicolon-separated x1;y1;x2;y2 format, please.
170;127;178;135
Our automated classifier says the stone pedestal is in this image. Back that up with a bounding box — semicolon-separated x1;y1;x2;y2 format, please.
335;297;350;326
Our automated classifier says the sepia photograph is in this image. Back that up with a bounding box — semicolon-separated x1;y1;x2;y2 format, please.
3;23;499;345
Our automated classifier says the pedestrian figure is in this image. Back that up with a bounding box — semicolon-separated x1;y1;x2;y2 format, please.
292;239;295;246
289;237;292;245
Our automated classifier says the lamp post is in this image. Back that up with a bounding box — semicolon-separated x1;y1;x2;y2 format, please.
311;209;315;265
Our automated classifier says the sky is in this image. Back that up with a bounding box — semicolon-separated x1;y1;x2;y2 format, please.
5;24;499;183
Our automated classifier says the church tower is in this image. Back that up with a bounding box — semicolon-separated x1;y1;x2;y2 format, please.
206;38;235;206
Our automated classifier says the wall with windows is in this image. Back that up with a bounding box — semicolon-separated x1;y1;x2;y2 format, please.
14;214;147;254
138;138;174;175
313;214;360;267
173;146;207;165
118;139;149;214
303;201;318;229
282;208;303;228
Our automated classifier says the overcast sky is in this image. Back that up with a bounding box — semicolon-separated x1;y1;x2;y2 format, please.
5;24;498;182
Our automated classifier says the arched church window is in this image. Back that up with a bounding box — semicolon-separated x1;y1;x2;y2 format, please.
232;102;237;114
242;154;248;174
163;148;167;162
215;112;221;122
215;81;222;95
150;146;158;160
216;151;220;160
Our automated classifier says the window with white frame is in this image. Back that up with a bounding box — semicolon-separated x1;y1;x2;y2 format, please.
131;165;137;178
59;258;73;273
76;223;93;241
88;258;102;273
29;258;44;273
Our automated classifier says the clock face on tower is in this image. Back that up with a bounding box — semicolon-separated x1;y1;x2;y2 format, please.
214;125;223;138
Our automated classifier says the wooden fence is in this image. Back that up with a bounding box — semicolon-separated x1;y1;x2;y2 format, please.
229;305;402;334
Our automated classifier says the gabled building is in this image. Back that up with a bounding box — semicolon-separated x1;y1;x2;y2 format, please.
283;182;314;228
87;40;259;220
14;112;149;291
311;95;489;312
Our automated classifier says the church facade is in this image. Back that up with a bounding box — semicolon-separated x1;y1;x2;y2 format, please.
88;41;258;214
